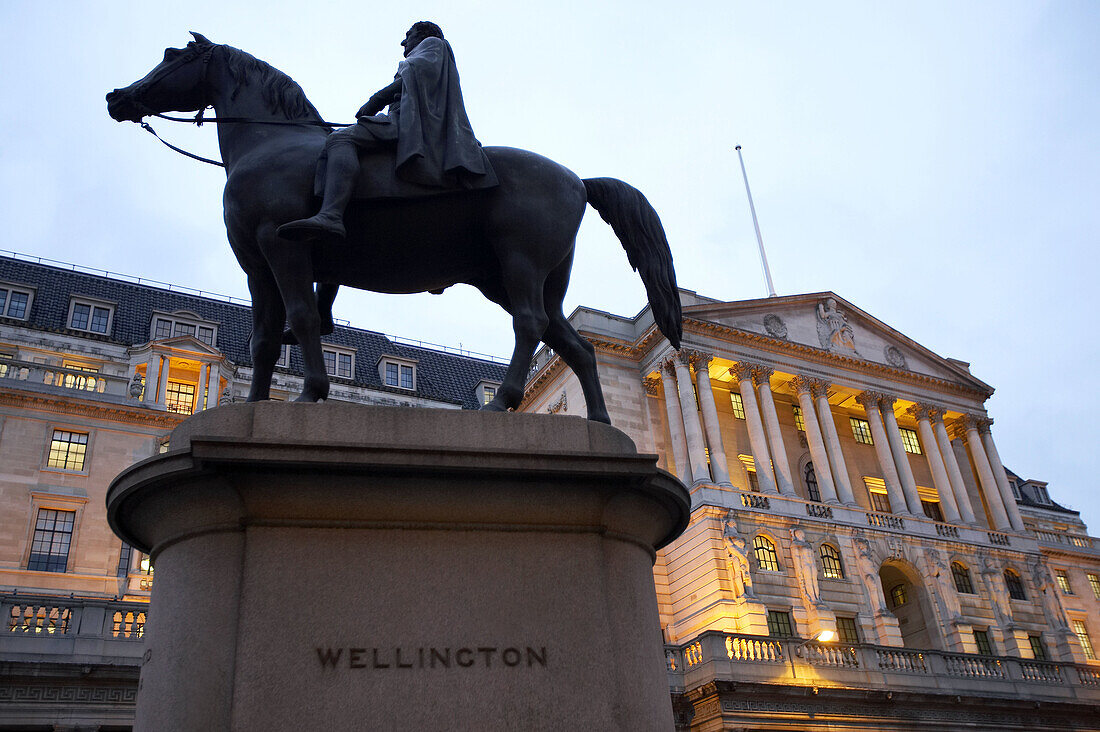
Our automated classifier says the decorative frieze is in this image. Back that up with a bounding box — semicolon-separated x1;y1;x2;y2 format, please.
641;376;660;397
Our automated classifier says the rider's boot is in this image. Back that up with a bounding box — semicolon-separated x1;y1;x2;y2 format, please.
277;141;358;242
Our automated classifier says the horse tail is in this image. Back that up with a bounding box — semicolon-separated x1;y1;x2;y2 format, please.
583;177;682;349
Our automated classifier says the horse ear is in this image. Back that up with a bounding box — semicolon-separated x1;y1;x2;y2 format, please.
190;31;214;45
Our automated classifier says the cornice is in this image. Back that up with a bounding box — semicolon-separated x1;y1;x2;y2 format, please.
0;390;184;429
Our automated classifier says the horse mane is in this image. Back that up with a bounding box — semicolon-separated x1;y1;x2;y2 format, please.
217;44;331;130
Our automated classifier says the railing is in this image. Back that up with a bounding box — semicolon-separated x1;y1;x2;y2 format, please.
0;359;132;399
1032;530;1095;550
936;523;959;538
866;512;905;530
806;503;833;519
1;594;148;664
987;531;1011;546
668;630;1100;703
739;492;771;509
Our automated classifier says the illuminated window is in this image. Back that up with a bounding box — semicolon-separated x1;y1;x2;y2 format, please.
864;478;892;513
747;471;760;493
0;352;12;378
117;543;133;577
819;544;844;579
482;386;496;405
850;418;873;445
889;583;907;608
47;430;88;471
1073;620;1096;660
729;392;746;420
27;509;75;572
753;536;780;572
836;617;860;644
0;285;33;319
952;562;974;594
1088;574;1100;600
69;301;113;334
1004;569;1027;600
899;428;922;454
165;381;196;415
921;500;944;522
973;629;994;656
792;405;806;431
804;462;820;502
1028;635;1046;661
766;610;794;637
59;362;101;392
1056;570;1073;595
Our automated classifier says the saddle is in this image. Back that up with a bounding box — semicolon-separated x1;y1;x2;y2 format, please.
314;147;499;202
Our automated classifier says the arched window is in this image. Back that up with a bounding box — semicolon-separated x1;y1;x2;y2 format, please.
804;462;820;502
753;535;780;572
1004;569;1027;600
952;562;974;594
889;583;908;608
820;544;844;579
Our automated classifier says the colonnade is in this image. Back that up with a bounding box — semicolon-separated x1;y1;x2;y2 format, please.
649;350;1024;533
138;353;223;412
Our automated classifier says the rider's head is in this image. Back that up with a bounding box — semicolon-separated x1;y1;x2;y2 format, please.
402;21;443;57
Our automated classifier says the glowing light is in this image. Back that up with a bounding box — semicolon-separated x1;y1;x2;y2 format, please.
816;630;837;643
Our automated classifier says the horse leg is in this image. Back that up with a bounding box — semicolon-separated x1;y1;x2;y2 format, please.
485;254;549;412
243;264;286;402
539;253;611;424
262;228;330;402
281;283;337;345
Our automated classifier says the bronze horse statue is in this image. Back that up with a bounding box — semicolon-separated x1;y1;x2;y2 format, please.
107;34;681;423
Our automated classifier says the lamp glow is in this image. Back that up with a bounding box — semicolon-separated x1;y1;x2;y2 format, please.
816;630;837;643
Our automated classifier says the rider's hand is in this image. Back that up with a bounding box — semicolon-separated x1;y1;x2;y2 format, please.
356;102;377;118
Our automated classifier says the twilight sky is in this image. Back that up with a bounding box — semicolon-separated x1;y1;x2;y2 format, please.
2;2;1097;528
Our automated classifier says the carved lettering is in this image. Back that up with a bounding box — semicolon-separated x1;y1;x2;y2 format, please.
527;646;547;667
317;647;343;668
477;647;497;667
348;648;367;669
315;645;548;670
430;648;451;668
372;648;390;669
502;648;521;666
456;648;475;667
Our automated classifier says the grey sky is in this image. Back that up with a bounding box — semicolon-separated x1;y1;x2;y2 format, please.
3;2;1097;527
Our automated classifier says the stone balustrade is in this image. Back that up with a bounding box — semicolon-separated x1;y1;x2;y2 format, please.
666;630;1100;701
1030;529;1099;556
0;359;132;400
2;594;147;664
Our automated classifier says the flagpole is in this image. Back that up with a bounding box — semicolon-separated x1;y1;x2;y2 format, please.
735;145;777;298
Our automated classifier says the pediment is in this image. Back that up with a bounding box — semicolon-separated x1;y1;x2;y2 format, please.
146;334;223;357
682;292;991;392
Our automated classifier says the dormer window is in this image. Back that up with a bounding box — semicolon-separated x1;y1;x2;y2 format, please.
0;283;34;320
322;345;356;379
378;356;416;390
476;380;501;405
151;311;218;346
68;297;114;334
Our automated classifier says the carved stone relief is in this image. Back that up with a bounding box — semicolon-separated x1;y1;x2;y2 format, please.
763;314;788;339
815;297;858;354
884;345;907;369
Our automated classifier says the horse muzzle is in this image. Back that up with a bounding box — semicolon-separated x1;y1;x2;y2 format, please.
106;88;147;123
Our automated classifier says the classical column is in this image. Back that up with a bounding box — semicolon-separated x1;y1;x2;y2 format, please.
142;353;160;406
691;353;731;486
208;362;221;410
790;376;838;503
659;360;691;483
156;355;170;406
674;352;711;485
977;419;1025;532
879;396;924;515
956;415;1012;531
198;363;209;411
814;382;856;505
855;392;908;514
931;412;978;525
754;366;795;495
729;363;778;494
907;404;961;523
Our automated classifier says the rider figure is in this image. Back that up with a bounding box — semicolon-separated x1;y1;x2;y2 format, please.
278;21;492;242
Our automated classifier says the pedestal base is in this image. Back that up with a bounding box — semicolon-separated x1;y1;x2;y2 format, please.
107;404;689;732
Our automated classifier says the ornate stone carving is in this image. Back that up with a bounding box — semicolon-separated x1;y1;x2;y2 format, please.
884;346;907;369
809;380;830;399
722;516;756;600
975;416;993;434
129;372;145;399
788;375;814;396
751;365;774;383
855;391;883;410
878;394;897;411
763;314;788;339
641;376;661;397
978;552;1013;627
1028;557;1070;631
851;534;888;613
690;351;713;370
728;362;755;383
219;387;232;406
923;547;963;623
789;527;824;607
815;297;857;354
955;414;981;433
676;350;693;367
660;358;679;378
547;391;567;414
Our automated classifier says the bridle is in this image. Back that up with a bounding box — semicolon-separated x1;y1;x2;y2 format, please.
123;43;351;167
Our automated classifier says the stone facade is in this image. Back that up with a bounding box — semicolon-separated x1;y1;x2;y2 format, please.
521;289;1100;730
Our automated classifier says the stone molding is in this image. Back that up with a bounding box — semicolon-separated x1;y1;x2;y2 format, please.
642;376;661;397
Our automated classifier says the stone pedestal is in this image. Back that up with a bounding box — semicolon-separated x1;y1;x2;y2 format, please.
107;403;689;732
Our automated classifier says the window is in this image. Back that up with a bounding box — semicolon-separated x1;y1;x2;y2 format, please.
381;360;414;389
482;386;496;404
1056;570;1073;595
766;610;795;637
325;347;356;379
1088;574;1100;600
729;392;746;420
804;462;820;502
753;535;780;571
165;381;196;415
836;617;860;644
154;318;173;339
921;500;944;522
47;430;88;471
117;543;133;577
150;312;218;346
973;629;994;656
792;405;806;431
850;418;873;445
27;509;75;572
1029;635;1046;661
68;299;113;334
747;471;760;493
173;322;195;338
0;284;33;319
1073;620;1096;661
952;562;975;594
1033;485;1052;505
0;352;12;378
197;326;215;346
889;583;908;608
1004;569;1027;601
276;345;290;368
864;478;892;513
820;544;844;579
899;428;922;454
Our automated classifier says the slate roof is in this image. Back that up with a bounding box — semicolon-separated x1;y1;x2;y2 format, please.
1003;466;1078;516
0;255;507;409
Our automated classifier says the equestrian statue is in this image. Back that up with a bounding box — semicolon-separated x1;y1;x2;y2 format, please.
106;26;682;424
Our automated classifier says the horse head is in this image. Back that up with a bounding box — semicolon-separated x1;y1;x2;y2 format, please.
107;32;217;123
